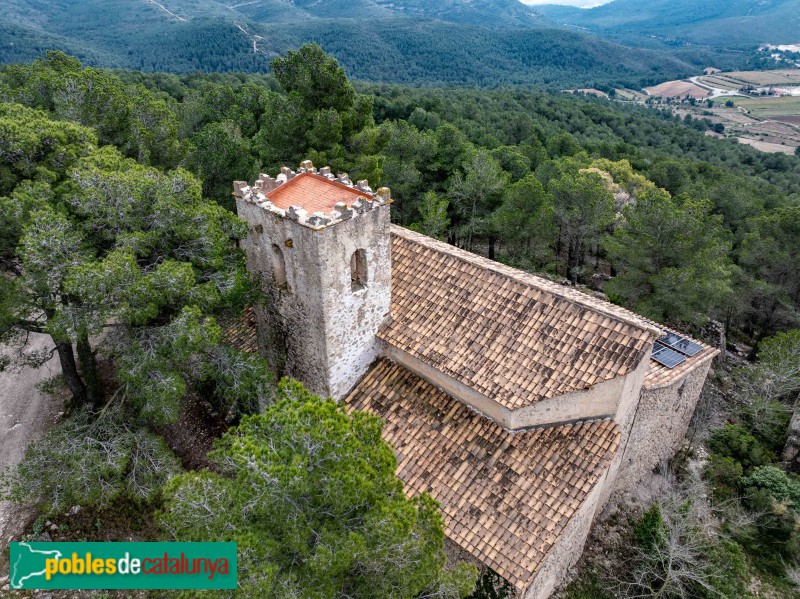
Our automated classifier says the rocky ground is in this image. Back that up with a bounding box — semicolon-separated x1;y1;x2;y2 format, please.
0;333;65;544
0;333;67;593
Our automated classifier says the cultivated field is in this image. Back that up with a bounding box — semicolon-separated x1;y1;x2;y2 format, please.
697;75;745;91
633;69;800;154
705;99;800;153
562;88;609;98
644;80;709;99
613;88;645;102
725;69;800;86
729;95;800;120
735;137;798;155
698;69;800;91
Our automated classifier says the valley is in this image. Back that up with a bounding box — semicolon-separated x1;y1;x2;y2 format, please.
604;67;800;154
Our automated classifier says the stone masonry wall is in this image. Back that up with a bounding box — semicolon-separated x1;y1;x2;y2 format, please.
597;355;652;508
524;467;609;599
236;197;330;395
234;170;392;400
613;358;714;493
318;208;392;399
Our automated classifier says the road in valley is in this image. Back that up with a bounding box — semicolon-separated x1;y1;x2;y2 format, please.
688;76;744;98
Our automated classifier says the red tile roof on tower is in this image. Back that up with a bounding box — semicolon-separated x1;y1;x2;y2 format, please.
266;172;371;213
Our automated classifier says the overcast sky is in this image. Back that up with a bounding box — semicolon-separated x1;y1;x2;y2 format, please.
519;0;612;7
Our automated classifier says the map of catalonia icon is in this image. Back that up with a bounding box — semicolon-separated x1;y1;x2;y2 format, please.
10;542;63;589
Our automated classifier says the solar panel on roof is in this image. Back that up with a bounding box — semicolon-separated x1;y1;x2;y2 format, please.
657;329;704;357
651;342;687;368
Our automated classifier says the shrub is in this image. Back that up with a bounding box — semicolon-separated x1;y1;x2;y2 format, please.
739;399;791;453
614;496;722;598
700;540;751;598
1;406;180;516
707;424;775;468
634;504;665;551
468;568;514;599
733;495;800;578
741;465;800;511
705;454;744;499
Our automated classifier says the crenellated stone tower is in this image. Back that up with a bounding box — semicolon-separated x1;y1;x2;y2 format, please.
233;161;392;400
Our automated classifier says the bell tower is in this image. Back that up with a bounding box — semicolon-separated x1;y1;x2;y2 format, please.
234;162;392;400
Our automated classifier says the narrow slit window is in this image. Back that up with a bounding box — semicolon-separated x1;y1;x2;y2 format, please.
271;244;287;287
350;249;367;291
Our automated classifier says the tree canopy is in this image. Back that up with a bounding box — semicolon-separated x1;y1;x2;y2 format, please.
160;380;477;598
605;191;735;324
0;102;260;417
4;47;800;345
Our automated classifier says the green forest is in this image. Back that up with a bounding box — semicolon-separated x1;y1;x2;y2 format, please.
0;16;713;89
1;48;800;597
104;46;800;340
3;0;794;89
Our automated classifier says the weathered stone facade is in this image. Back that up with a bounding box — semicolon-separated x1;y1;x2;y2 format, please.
598;351;653;508
234;166;392;399
614;356;715;492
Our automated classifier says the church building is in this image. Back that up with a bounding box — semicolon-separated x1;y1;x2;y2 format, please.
229;163;718;598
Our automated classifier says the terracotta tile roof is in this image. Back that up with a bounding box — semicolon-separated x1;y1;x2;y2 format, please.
346;359;620;593
266;172;371;213
219;307;258;354
644;323;719;388
380;227;659;410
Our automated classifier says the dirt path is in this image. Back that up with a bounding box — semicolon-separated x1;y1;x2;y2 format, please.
0;333;63;543
234;22;266;54
146;0;186;21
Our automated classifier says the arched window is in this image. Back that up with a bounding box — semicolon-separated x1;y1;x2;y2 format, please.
271;244;287;287
350;249;367;291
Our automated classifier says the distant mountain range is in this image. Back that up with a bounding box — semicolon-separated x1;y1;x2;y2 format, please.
0;0;785;87
0;0;547;31
535;0;800;49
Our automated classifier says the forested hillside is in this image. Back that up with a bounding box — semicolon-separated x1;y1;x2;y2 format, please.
263;21;704;87
0;0;541;30
0;0;742;87
2;48;800;597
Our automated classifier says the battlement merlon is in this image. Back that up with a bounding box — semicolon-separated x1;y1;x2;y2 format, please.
233;162;392;231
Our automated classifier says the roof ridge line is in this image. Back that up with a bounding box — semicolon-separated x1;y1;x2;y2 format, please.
268;170;375;200
389;225;661;339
